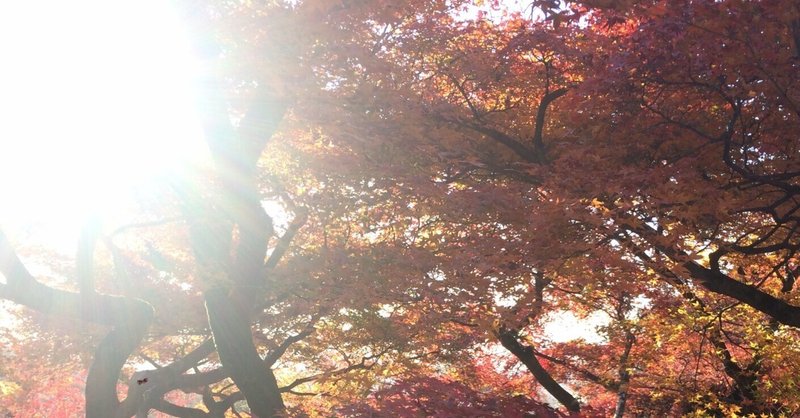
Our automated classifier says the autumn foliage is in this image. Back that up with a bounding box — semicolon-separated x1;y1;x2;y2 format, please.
0;0;799;416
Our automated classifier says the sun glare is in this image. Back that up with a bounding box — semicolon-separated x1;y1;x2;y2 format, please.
0;0;207;237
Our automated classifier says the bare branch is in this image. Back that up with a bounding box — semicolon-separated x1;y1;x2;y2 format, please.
264;316;319;366
265;207;309;270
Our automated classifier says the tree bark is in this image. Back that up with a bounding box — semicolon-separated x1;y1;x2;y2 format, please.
496;327;581;412
183;13;291;412
624;223;800;328
0;230;154;418
205;288;285;416
613;331;635;418
532;87;569;154
683;261;800;328
87;315;153;418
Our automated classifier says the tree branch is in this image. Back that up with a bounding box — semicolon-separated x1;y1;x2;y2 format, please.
264;316;318;366
461;122;541;163
265;207;309;270
0;230;154;418
531;348;620;392
532;87;569;154
495;327;581;412
622;222;800;328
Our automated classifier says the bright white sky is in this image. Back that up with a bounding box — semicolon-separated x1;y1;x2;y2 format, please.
0;0;207;243
544;310;609;344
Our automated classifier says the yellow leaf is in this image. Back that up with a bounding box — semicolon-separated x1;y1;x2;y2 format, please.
0;381;20;396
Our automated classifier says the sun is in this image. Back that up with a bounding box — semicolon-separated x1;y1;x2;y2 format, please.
0;0;207;241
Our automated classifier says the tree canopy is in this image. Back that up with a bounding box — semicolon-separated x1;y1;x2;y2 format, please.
0;0;799;416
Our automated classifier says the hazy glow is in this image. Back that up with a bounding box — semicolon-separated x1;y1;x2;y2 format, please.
544;311;609;344
0;0;206;230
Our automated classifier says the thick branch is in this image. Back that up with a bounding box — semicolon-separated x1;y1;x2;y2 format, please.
120;339;217;416
88;320;152;418
624;223;800;328
0;230;154;418
205;288;285;416
496;327;581;412
185;13;291;413
77;215;102;295
532;87;569;154
685;257;800;327
613;331;635;418
463;122;541;163
531;348;619;392
153;399;210;418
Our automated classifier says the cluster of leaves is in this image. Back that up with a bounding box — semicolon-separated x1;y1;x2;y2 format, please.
0;0;799;417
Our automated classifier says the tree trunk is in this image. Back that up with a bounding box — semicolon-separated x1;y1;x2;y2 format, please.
0;230;154;418
205;287;285;417
87;312;153;418
613;331;635;418
180;5;292;414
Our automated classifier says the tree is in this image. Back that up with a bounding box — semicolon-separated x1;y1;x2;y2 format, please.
0;0;449;415
308;0;800;414
1;0;799;416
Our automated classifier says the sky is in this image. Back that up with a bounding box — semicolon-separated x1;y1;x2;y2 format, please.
0;0;207;247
